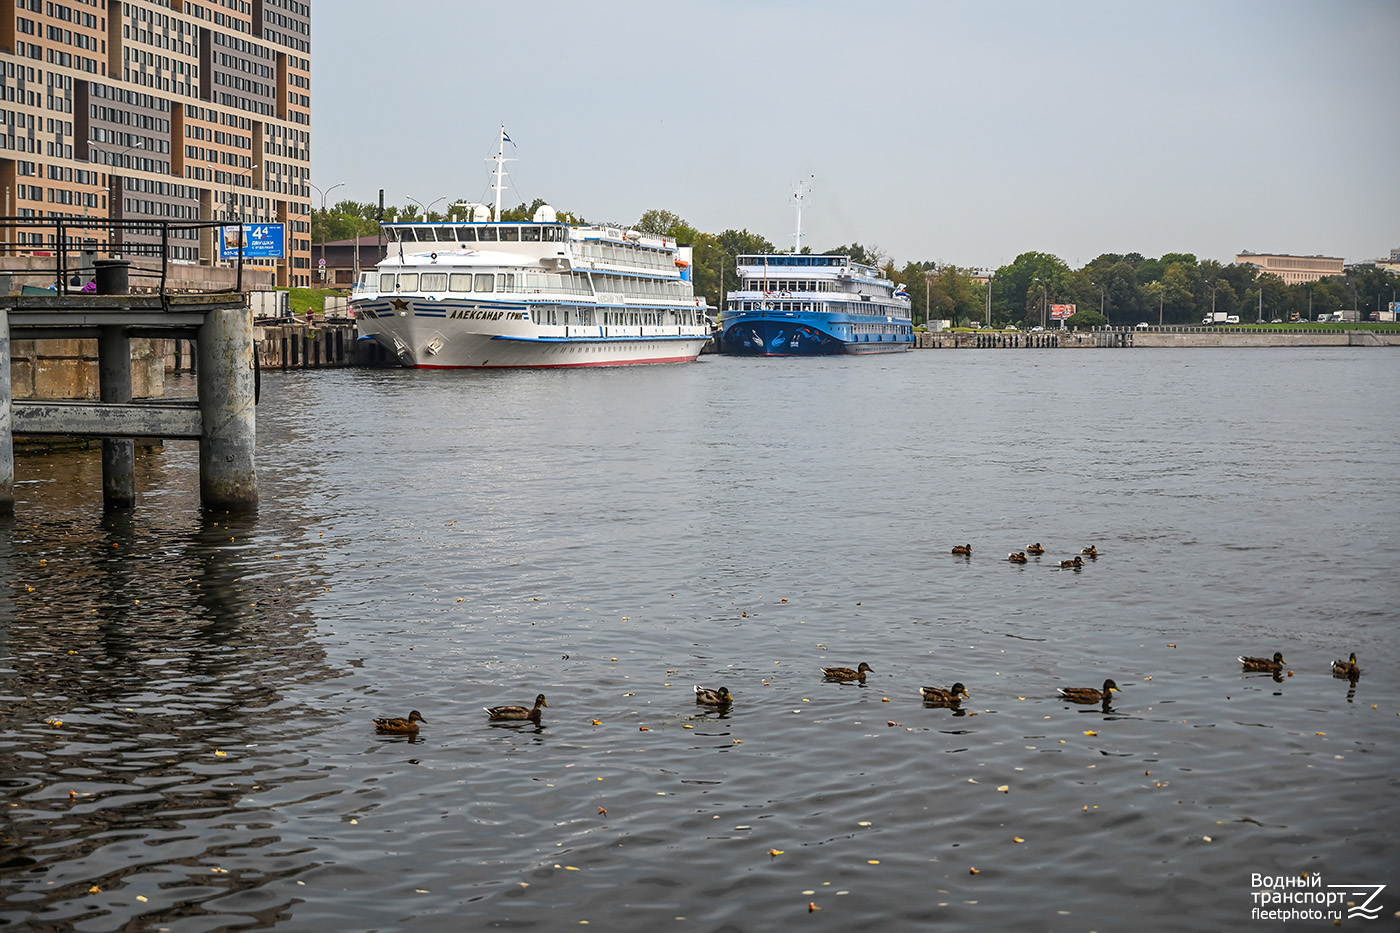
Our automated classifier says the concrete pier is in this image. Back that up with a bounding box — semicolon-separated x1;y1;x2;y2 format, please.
96;260;135;509
197;306;258;510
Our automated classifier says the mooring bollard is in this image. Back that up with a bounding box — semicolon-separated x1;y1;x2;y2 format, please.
197;305;258;510
95;259;135;510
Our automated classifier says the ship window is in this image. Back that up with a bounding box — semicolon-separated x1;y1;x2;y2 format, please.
499;227;519;241
380;272;396;290
521;226;540;242
458;227;476;242
417;228;437;242
474;273;494;292
449;273;472;292
385;228;401;242
398;273;419;292
477;227;497;242
543;227;559;242
421;272;447;292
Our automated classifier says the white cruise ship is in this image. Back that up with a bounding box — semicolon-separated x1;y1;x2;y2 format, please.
351;130;711;368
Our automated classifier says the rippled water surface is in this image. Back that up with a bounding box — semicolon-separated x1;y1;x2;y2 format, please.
2;348;1397;931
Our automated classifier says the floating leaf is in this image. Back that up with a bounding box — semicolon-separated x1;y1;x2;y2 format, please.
639;726;650;732
598;808;607;815
769;849;784;856
1013;836;1025;843
969;867;980;875
887;721;901;727
89;885;101;893
1084;730;1098;736
997;785;1009;793
591;720;602;726
682;724;694;729
867;859;880;864
215;750;228;757
809;902;821;912
137;895;148;902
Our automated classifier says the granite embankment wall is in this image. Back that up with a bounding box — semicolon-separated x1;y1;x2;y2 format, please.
916;330;1400;349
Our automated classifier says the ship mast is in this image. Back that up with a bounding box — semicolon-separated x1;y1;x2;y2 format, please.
792;176;813;253
489;125;516;220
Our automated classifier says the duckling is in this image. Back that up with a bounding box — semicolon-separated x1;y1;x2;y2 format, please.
821;662;874;683
694;684;733;706
1081;545;1098;557
1238;652;1286;673
1057;679;1120;703
1026;543;1045;555
920;683;970;703
1060;556;1083;569
484;694;548;721
1330;652;1360;677
951;544;972;555
1007;552;1028;563
373;710;426;734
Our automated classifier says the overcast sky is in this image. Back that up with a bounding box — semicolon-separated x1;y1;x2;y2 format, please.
313;0;1398;270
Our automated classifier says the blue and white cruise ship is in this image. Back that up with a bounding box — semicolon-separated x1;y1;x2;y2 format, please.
719;253;914;355
719;181;913;355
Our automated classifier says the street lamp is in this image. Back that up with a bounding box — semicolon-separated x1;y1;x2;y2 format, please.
406;195;447;220
310;181;346;285
1034;278;1048;329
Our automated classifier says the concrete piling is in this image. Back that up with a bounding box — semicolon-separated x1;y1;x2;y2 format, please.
0;307;11;516
95;259;135;510
197;305;258;511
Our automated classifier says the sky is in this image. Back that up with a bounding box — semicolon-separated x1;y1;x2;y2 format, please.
313;0;1399;271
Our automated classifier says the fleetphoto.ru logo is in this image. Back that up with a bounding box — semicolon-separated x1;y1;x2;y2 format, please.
1251;873;1386;922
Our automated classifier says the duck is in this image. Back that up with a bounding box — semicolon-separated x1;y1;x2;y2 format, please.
1026;543;1045;555
1007;552;1028;563
694;684;733;706
920;683;970;703
1238;652;1286;672
951;544;972;555
1057;679;1120;703
373;710;426;734
1060;556;1083;569
821;662;874;683
484;694;548;721
1081;545;1098;557
1330;652;1360;677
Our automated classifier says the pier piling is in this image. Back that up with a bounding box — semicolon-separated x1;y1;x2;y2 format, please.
197;306;258;511
96;260;135;510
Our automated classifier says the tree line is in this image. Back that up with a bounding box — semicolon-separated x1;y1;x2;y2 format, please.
313;199;1398;327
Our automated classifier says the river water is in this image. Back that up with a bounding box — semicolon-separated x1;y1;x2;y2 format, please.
1;348;1397;932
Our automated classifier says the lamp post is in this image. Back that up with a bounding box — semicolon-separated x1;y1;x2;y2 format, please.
406;195;446;220
1092;279;1106;328
309;181;345;285
1034;278;1047;329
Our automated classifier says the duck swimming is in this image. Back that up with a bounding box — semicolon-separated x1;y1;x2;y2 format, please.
1081;545;1098;557
821;662;874;683
920;683;970;703
694;685;733;706
373;710;427;734
485;694;548;721
951;544;972;556
1007;552;1028;563
1057;679;1120;703
1331;652;1360;677
1026;543;1045;555
1238;652;1286;673
1060;556;1083;569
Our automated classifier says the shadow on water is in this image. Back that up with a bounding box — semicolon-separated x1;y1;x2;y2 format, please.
0;449;339;930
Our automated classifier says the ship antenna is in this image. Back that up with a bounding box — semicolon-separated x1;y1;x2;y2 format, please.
489;125;517;220
792;175;813;253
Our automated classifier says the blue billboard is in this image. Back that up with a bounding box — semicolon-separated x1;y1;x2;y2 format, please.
219;223;286;259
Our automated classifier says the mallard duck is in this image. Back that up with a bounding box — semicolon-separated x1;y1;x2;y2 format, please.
951;544;972;555
1238;652;1286;672
1007;552;1028;563
373;710;426;734
1057;679;1120;703
920;683;970;703
1026;543;1045;555
1060;556;1083;569
1081;545;1098;557
694;684;733;706
821;662;874;683
1330;652;1360;677
484;694;548;721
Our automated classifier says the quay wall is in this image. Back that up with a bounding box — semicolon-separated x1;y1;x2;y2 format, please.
915;330;1399;349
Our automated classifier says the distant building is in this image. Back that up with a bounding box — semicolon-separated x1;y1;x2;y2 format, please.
321;235;384;287
1235;252;1344;284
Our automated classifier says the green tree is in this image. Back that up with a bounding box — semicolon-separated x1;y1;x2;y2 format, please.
1067;308;1106;328
1161;263;1196;324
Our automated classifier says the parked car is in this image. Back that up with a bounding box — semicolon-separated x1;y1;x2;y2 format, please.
1270;318;1282;323
1004;324;1018;331
1031;325;1044;332
1136;322;1150;329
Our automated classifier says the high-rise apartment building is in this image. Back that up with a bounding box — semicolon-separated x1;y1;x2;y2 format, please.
0;0;312;286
